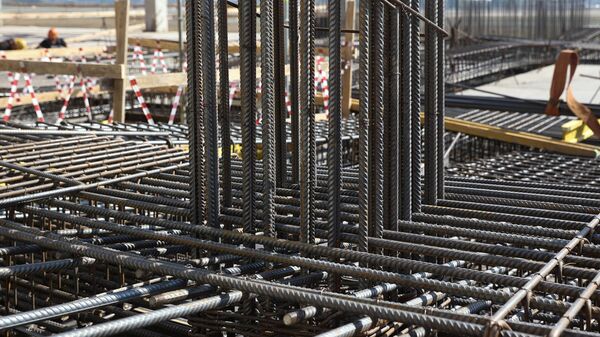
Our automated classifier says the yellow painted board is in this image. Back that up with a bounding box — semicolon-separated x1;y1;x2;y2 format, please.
561;118;600;143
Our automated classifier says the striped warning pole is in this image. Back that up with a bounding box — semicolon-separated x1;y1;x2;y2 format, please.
3;73;21;122
315;56;325;92
150;49;158;74
158;49;168;73
55;76;63;96
228;82;238;108
256;79;262;125
129;75;155;125
57;75;76;123
79;77;92;121
321;71;329;115
133;44;148;75
168;85;184;125
285;91;292;117
23;72;44;122
107;109;114;124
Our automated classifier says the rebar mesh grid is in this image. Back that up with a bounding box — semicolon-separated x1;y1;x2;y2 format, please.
0;1;599;337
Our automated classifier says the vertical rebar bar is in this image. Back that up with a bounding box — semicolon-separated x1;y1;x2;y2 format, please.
299;0;316;245
400;0;412;221
410;0;422;214
289;0;300;185
384;5;399;232
327;0;342;291
218;0;232;209
424;0;439;206
185;0;206;227
201;0;219;228
370;0;385;243
261;0;276;241
358;0;371;254
239;0;257;242
274;0;287;188
436;0;445;200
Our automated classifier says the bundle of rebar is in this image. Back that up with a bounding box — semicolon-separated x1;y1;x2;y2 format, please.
0;1;600;337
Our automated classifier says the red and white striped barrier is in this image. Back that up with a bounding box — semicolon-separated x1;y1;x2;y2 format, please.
133;44;148;75
285;91;292;117
23;73;44;122
57;75;76;123
79;77;92;121
129;75;155;125
107;109;114;124
158;49;168;73
228;82;238;108
321;73;329;115
150;49;158;74
3;73;21;122
168;85;183;125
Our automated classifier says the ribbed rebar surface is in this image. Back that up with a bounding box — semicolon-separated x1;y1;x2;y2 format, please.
0;2;599;337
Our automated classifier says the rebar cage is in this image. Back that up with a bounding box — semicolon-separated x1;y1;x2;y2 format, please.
0;1;599;337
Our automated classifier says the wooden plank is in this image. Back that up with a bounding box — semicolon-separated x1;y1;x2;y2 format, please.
0;73;183;109
439;114;600;157
1;46;108;60
113;0;130;123
560;118;600;143
128;37;261;54
341;0;355;118
0;9;145;20
0;59;124;78
101;72;186;91
129;37;181;51
0;86;101;109
66;23;145;44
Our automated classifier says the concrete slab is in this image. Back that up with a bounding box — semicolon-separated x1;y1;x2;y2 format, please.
461;64;600;105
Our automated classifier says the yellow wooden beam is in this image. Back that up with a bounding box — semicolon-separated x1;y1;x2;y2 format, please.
437;114;600;157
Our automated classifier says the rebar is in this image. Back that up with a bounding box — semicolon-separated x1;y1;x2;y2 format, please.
0;1;598;337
